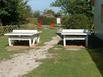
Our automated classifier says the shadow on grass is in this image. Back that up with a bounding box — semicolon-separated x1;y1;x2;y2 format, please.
57;33;103;76
87;34;103;76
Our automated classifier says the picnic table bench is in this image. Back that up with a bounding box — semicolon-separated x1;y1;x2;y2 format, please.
61;29;91;47
4;30;41;47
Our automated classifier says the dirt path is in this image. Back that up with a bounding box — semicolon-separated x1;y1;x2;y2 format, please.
0;37;59;77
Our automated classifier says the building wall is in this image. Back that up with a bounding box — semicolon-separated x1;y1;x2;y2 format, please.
95;0;103;40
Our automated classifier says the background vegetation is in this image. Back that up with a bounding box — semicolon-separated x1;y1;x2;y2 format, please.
41;17;56;25
0;0;33;25
62;14;90;29
51;0;94;29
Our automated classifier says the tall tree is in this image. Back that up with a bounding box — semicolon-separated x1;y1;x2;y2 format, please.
33;10;40;18
43;9;55;15
51;0;93;29
51;0;93;17
0;0;32;25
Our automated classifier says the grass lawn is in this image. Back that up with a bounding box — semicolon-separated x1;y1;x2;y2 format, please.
23;45;102;77
23;32;103;77
0;28;56;60
0;36;10;60
0;27;103;77
38;28;56;46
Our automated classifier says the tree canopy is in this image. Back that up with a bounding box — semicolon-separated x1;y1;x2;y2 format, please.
0;0;32;25
51;0;93;17
51;0;94;29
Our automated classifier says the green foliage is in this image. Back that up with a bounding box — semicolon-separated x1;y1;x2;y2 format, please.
51;0;93;16
33;18;38;25
33;10;40;18
43;9;55;15
62;14;90;29
0;25;18;35
51;0;93;29
0;23;36;36
42;17;56;25
0;0;32;25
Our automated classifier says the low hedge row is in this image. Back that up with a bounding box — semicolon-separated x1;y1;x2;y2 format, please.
0;24;36;36
61;14;92;29
38;17;56;25
0;25;18;35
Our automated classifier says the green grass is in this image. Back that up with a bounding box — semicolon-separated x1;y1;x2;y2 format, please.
23;45;102;77
0;36;10;60
0;27;103;77
87;48;103;76
38;28;56;45
0;28;57;60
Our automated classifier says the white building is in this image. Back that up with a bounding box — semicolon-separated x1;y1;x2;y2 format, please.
95;0;103;40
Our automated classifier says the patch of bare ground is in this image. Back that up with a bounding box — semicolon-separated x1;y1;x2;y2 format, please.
65;45;85;51
0;36;59;77
6;45;37;52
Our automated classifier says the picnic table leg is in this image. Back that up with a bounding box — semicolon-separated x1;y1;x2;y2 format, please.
29;39;32;47
8;38;13;46
33;38;36;45
86;36;88;47
63;36;66;46
37;36;40;43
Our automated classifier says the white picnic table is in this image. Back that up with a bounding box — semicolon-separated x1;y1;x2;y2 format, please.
4;30;41;47
61;29;91;47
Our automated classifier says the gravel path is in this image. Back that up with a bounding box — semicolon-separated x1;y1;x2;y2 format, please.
0;37;59;77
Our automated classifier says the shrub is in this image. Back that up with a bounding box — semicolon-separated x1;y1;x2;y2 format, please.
0;25;18;35
62;14;91;29
0;23;36;36
41;17;56;25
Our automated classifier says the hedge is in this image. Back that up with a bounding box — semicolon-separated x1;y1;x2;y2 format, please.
0;24;36;36
41;17;56;25
0;25;18;35
62;14;91;29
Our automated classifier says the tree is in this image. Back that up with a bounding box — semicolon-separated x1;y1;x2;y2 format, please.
0;0;32;25
43;9;55;15
62;14;90;29
33;10;40;18
51;0;94;29
51;0;93;17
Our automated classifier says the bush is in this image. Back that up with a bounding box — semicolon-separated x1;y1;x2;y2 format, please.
0;23;37;36
0;25;18;35
41;17;56;25
62;14;91;29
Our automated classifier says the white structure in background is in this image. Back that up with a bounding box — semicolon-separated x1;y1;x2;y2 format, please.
61;29;90;47
95;0;103;40
57;17;61;25
5;30;41;47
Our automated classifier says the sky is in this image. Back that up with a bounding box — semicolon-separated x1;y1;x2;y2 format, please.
28;0;60;12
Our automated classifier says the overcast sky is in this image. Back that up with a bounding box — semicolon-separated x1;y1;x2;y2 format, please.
28;0;60;12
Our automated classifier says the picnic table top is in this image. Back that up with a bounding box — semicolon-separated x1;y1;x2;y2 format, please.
57;29;91;36
4;30;42;36
4;32;39;36
61;32;88;35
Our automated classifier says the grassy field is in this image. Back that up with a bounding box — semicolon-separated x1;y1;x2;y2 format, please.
0;27;103;77
38;28;56;46
0;28;56;60
23;31;103;77
23;45;103;77
0;36;10;59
